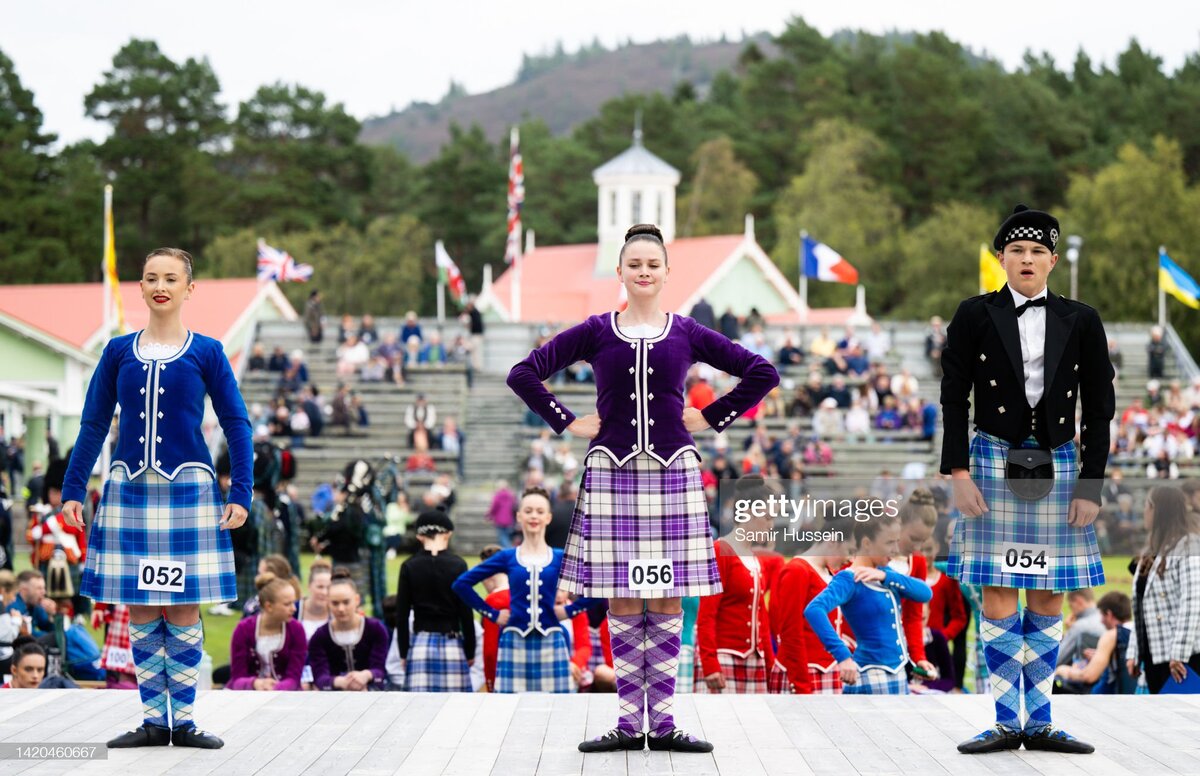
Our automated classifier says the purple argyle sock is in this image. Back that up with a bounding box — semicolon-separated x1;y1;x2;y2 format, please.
645;611;683;737
608;612;646;735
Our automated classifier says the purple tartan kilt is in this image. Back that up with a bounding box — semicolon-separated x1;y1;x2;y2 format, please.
81;466;236;606
559;451;721;599
947;430;1104;592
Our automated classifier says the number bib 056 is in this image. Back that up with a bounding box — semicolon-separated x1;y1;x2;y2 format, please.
137;559;187;593
999;543;1049;576
628;558;674;592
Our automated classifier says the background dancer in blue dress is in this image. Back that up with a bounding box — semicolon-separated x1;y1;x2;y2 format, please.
62;248;252;749
941;206;1115;754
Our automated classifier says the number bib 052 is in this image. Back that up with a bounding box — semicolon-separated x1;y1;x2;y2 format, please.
137;559;187;593
998;543;1049;576
628;558;674;592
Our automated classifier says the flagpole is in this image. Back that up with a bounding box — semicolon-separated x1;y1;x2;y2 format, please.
798;229;809;323
103;185;113;337
1159;245;1167;327
437;280;446;324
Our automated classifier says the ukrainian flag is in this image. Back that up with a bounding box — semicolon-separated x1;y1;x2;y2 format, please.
980;243;1006;294
1159;247;1200;310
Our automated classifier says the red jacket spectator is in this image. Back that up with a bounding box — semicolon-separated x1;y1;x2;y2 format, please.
927;569;968;641
770;556;849;693
893;553;928;664
697;540;780;678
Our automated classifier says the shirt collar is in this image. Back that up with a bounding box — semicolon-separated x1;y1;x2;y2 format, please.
1009;285;1048;307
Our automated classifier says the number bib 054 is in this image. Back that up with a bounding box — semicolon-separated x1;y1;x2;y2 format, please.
137;559;187;593
999;543;1049;576
628;558;674;592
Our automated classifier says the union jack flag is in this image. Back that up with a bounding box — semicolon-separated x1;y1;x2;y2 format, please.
504;127;524;264
257;239;313;282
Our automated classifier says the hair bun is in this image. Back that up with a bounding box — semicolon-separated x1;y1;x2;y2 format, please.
254;571;278;591
330;567;353;582
625;223;663;243
908;488;935;507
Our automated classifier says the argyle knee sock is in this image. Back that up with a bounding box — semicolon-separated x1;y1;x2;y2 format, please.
608;612;646;735
1021;610;1063;733
644;611;683;737
980;613;1023;732
129;618;169;729
164;621;204;730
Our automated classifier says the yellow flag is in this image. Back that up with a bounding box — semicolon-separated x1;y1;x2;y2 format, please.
979;243;1006;294
103;185;126;333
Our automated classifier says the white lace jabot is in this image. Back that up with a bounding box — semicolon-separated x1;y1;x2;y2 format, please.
137;341;183;360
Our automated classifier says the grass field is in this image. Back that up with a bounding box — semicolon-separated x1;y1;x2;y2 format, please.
14;551;1136;670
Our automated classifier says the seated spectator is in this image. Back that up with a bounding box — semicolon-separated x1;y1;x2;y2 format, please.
226;573;306;691
1054;591;1137;694
405;394;438;448
267;346;288;372
1147;449;1179;479
351;394;369;428
809;327;837;359
330;383;359;436
404;335;423;368
1058;589;1106;669
845;398;871;439
761;386;786;418
248;343;267;372
813;398;844;438
825;375;852;408
420;331;449;366
521;439;556;478
400;311;423;345
1146;380;1165;410
337;314;356;344
2;640;46;688
278;350;309;394
688;374;716;412
875;396;904;430
864;322;891;363
788;372;824;417
777;332;805;374
358;313;379;346
803;436;833;467
299;386;324;438
336;335;370;378
448;334;472;366
890;368;919;402
7;570;53;639
406;429;437;474
439;417;465;477
740;326;774;362
842;344;870;377
306;570;388;691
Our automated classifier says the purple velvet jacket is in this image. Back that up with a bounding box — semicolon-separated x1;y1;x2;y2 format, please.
226;615;308;691
507;312;780;466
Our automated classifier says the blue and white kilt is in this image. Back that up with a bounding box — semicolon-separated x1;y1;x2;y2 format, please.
947;431;1104;591
404;631;471;692
560;452;721;599
82;467;236;605
496;627;572;693
844;666;908;695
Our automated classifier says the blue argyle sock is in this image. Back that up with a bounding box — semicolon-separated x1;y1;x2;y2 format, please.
164;621;204;730
980;613;1023;732
1021;610;1063;733
129;618;169;729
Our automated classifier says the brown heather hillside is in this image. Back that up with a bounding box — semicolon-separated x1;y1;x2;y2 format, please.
360;37;762;162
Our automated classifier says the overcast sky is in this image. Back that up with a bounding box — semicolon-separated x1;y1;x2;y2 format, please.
5;0;1197;146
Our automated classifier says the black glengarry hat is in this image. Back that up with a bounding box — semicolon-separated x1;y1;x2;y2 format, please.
993;204;1060;253
415;509;454;536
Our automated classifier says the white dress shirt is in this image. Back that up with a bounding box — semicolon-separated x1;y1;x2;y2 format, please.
1009;286;1047;407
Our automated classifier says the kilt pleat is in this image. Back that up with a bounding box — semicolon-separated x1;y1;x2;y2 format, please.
495;627;572;693
692;651;767;693
404;631;471;692
947;431;1104;591
81;467;235;605
560;451;721;599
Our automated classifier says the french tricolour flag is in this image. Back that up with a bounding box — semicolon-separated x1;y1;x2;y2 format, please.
802;235;859;284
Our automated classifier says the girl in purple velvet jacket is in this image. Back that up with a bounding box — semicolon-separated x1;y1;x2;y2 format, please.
226;573;307;691
306;569;389;691
507;223;779;754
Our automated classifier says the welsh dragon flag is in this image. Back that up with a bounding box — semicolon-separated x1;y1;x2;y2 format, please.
435;240;466;303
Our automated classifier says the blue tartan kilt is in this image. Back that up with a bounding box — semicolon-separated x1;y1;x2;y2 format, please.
844;666;909;695
81;467;236;605
404;631;471;692
496;627;572;694
947;431;1104;591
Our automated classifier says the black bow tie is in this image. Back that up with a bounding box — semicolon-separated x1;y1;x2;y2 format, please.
1016;297;1047;317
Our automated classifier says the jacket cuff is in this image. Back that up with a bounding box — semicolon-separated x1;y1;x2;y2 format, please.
229;484;252;511
1071;478;1103;505
701;401;739;431
62;486;87;506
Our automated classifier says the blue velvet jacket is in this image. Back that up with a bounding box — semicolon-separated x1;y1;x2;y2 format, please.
63;330;254;508
453;547;597;637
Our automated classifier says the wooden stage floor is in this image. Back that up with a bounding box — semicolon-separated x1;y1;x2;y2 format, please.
2;690;1198;775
